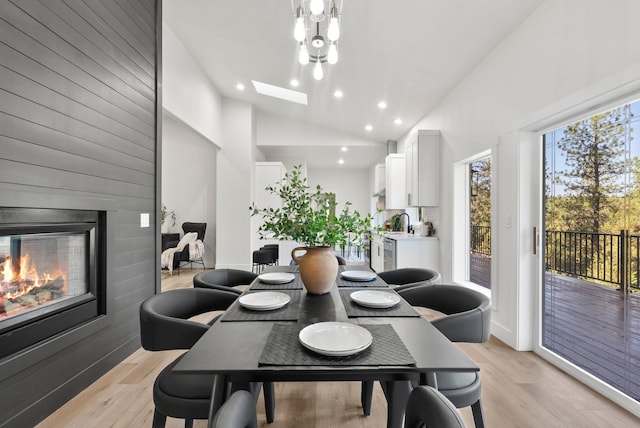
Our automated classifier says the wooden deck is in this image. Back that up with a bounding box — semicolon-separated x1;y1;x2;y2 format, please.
544;273;640;401
469;254;639;401
470;253;491;288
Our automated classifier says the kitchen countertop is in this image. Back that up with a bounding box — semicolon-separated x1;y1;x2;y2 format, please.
379;232;438;241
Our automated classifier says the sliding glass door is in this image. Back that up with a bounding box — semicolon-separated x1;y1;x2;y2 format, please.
543;100;640;401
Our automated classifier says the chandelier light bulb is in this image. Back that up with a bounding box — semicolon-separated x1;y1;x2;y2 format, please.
294;16;305;41
327;8;340;41
327;43;338;64
298;43;309;65
309;0;324;15
313;59;324;80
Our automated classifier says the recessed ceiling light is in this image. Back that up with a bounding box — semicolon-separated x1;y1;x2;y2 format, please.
377;101;387;109
365;124;373;131
341;146;348;152
394;118;402;125
338;158;345;164
290;79;299;87
334;90;343;98
252;80;308;105
236;83;245;91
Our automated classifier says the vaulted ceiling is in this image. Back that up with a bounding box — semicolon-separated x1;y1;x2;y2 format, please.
163;0;543;167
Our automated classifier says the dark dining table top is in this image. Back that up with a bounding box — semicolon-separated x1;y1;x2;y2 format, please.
173;265;479;385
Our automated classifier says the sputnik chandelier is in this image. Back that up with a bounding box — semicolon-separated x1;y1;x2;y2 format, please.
292;0;343;80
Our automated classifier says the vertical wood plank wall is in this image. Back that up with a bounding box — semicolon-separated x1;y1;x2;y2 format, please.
0;1;159;426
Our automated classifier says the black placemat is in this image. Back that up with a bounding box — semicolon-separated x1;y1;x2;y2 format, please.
221;290;300;321
335;270;389;288
258;323;415;366
249;273;304;290
339;289;420;317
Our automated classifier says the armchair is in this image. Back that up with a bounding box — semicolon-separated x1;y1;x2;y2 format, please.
164;222;206;271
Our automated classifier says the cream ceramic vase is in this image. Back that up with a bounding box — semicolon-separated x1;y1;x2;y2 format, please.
291;246;338;294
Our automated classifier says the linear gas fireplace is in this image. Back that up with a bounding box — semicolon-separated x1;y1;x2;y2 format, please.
0;208;105;359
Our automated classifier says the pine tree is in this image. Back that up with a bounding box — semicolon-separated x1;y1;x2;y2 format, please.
557;105;630;233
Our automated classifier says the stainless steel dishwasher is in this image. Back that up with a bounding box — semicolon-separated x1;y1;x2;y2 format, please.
383;237;396;271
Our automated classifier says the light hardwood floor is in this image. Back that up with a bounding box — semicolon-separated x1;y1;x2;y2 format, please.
38;269;639;427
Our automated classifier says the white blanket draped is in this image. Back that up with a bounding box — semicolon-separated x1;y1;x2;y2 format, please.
161;232;202;274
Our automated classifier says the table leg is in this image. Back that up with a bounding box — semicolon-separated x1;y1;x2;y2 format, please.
381;380;412;428
207;375;230;428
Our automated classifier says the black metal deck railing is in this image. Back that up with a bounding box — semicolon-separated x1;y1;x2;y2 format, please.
470;225;491;256
545;230;640;292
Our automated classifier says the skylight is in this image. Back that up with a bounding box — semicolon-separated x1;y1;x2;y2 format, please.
251;80;308;105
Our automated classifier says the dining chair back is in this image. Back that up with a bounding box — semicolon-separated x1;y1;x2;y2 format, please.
377;267;441;291
193;269;258;291
404;385;468;428
209;390;258;428
399;284;491;428
139;288;275;427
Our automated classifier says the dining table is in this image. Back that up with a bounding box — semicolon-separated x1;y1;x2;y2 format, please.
173;265;479;428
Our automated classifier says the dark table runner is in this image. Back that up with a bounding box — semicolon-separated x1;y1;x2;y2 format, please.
259;323;415;366
221;290;300;321
339;289;421;317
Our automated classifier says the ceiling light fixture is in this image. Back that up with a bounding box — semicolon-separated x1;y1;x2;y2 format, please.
394;118;402;125
338;158;345;164
377;101;387;109
292;0;342;81
333;89;343;98
365;124;373;131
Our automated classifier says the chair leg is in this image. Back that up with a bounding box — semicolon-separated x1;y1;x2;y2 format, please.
361;380;374;416
471;399;486;428
152;408;167;428
263;381;276;423
184;419;194;428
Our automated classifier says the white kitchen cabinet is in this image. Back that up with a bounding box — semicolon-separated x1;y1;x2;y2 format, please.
385;154;406;209
373;163;385;194
405;130;439;207
370;235;385;273
395;237;440;271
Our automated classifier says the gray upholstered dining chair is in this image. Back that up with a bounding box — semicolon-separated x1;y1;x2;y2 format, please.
139;288;275;427
377;267;441;291
404;385;468;428
362;284;490;428
209;390;258;428
193;268;258;291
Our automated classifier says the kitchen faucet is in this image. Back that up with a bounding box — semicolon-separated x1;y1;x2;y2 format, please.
399;212;412;234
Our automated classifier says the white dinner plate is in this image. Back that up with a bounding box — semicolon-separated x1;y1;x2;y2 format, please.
238;292;290;311
298;322;373;356
258;272;296;284
340;270;377;282
350;290;401;309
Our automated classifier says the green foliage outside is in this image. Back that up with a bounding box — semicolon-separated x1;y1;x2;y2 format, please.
545;104;638;289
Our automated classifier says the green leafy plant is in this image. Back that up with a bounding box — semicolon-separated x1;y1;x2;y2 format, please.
250;165;378;248
161;204;176;227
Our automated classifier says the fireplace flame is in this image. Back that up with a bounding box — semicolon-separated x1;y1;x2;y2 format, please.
1;254;66;317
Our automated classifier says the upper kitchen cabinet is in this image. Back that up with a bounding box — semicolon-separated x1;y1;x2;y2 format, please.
385;154;406;209
373;163;385;195
405;130;440;207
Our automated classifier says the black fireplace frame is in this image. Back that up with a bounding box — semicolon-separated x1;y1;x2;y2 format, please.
0;208;106;360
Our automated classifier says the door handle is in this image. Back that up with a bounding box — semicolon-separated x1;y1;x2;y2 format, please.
532;226;537;255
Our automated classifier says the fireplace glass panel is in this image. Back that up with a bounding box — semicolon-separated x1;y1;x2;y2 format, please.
0;231;88;321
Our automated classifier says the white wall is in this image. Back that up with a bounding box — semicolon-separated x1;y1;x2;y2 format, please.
256;111;379;148
307;168;370;217
396;0;640;351
216;99;257;270
162;23;223;145
162;114;217;267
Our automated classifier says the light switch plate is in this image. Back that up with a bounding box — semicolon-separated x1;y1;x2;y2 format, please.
140;212;150;228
